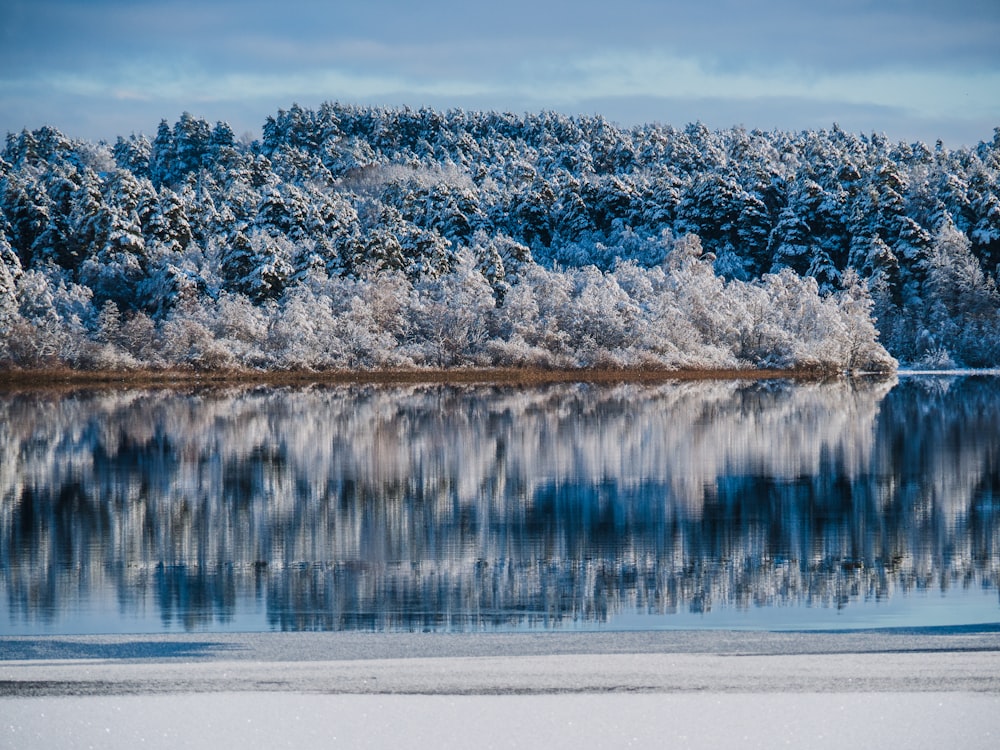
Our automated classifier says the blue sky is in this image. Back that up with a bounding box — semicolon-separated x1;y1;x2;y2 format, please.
2;0;998;146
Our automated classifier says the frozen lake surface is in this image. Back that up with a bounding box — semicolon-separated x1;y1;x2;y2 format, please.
3;629;1000;749
4;691;998;750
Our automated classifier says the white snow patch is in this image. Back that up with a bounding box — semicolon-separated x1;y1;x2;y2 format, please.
1;692;998;750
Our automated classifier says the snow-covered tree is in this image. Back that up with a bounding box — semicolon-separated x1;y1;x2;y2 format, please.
1;109;996;370
0;230;22;333
921;219;1000;365
411;248;495;366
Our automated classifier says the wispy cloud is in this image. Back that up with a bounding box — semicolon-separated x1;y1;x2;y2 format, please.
542;52;1000;122
2;0;997;144
25;47;998;126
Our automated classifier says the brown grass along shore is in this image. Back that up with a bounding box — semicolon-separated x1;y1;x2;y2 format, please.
0;365;863;390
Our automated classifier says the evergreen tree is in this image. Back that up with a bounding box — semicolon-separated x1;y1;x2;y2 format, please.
172;112;212;177
768;206;813;276
970;190;1000;276
77;170;148;308
1;170;51;267
922;218;1000;364
149;120;176;188
112;134;152;178
0;229;22;331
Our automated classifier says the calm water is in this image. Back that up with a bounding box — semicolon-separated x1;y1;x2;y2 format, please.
1;375;998;635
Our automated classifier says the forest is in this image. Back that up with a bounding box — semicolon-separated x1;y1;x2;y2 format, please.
2;103;999;372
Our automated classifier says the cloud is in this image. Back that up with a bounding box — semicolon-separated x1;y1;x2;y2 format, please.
543;52;1000;121
24;45;993;128
2;0;997;144
18;39;995;110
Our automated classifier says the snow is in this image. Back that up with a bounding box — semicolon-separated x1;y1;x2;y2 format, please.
3;692;998;750
2;630;1000;749
897;368;1000;376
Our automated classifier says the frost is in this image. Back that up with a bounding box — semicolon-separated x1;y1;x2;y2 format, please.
2;109;999;370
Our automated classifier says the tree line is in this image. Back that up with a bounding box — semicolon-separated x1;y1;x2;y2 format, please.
2;104;999;370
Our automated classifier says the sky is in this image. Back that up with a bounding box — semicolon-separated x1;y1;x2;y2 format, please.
1;0;998;147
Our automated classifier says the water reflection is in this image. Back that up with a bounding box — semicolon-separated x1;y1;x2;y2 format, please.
1;376;998;633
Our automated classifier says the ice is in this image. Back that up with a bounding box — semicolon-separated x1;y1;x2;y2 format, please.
3;630;1000;749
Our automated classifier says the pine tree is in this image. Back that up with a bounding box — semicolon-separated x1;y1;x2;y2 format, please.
970;190;1000;276
112;134;152;178
1;170;51;267
219;229;292;302
768;206;813;276
149;120;176;188
0;229;22;331
145;188;193;252
74;170;148;308
172;112;212;177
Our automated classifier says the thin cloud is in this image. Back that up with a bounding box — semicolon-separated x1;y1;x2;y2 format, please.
1;0;997;144
23;45;996;121
547;52;1000;121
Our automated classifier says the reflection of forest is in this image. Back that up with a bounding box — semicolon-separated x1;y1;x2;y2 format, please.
2;376;998;631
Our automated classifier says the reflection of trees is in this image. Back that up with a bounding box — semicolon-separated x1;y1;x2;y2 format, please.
1;376;998;631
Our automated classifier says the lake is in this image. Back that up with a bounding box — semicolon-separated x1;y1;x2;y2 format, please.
1;374;998;635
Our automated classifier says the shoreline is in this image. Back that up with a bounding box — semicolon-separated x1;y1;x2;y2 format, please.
0;365;884;390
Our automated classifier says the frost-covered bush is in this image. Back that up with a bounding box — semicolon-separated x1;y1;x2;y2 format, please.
0;229;898;372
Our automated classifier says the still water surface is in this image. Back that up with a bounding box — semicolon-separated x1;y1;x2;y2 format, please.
1;375;998;634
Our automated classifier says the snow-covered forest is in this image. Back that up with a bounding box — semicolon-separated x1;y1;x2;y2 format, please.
2;104;999;372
